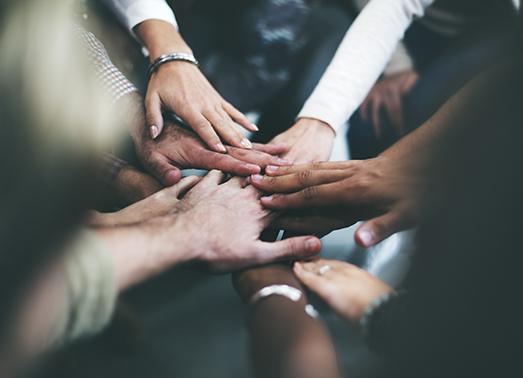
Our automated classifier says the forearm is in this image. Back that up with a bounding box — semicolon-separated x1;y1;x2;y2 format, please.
233;265;340;378
95;220;190;291
135;19;192;61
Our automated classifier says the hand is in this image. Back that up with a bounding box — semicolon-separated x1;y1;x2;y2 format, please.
270;118;335;164
146;62;257;151
360;70;419;138
135;19;256;151
173;171;322;272
134;122;291;185
249;157;426;247
294;259;392;325
89;176;201;227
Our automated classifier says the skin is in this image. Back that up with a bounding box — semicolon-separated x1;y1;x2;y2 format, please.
97;170;322;289
250;157;426;247
293;259;392;325
134;120;291;185
248;69;496;247
122;92;290;186
270;118;336;164
234;264;341;378
360;70;419;138
135;20;256;151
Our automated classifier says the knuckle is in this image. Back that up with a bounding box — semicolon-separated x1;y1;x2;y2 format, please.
301;186;318;200
297;170;312;185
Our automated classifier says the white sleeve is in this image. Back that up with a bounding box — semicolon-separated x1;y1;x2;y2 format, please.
102;0;177;31
297;0;434;132
384;41;414;76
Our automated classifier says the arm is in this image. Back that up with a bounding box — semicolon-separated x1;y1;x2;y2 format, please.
269;0;433;163
251;59;508;246
15;173;322;354
104;0;256;150
233;264;341;378
298;0;433;131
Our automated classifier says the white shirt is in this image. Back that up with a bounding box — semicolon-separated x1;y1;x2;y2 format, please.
298;0;435;132
102;0;177;31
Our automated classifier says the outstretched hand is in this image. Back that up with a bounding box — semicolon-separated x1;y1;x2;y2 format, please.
249;157;426;247
134;122;291;185
174;171;322;272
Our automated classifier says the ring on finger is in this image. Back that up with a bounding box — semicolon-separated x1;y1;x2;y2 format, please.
317;265;331;276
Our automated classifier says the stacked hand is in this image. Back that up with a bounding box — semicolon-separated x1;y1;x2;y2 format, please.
146;57;257;151
134;122;291;185
269;118;335;164
249;157;425;247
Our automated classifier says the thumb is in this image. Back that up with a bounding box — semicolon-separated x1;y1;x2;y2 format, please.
147;155;182;186
355;211;407;248
146;93;164;139
167;176;202;198
256;236;322;264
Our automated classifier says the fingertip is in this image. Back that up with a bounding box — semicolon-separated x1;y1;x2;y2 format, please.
265;165;280;174
355;227;377;248
163;169;182;186
260;195;274;206
214;143;227;153
243;164;261;175
150;125;160;139
305;237;322;254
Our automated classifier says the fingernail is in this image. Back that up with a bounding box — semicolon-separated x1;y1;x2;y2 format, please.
250;174;263;183
305;237;320;252
241;139;253;149
266;165;279;173
215;143;227;153
293;262;302;272
358;229;375;247
251;123;259;131
277;159;292;166
261;195;273;202
150;125;159;139
244;164;261;173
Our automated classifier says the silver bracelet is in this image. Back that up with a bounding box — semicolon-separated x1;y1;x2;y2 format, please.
249;284;302;305
147;52;199;80
249;284;319;319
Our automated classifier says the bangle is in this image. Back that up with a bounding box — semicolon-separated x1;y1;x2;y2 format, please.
147;52;199;80
249;284;319;319
249;284;302;305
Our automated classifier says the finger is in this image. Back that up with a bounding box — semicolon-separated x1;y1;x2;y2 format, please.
227;147;291;169
147;155;182;186
195;150;261;176
250;169;351;194
254;236;322;264
223;102;258;132
145;93;164;139
167;176;202;198
206;108;252;149
184;111;226;153
200;170;226;187
260;181;345;210
252;143;290;156
293;262;332;296
371;94;383;138
355;210;409;248
265;161;352;176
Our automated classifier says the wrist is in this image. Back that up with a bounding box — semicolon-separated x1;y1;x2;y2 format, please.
296;117;336;137
96;217;190;291
135;20;192;62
